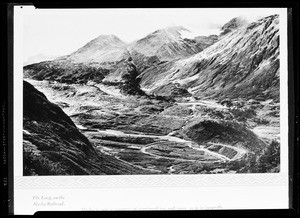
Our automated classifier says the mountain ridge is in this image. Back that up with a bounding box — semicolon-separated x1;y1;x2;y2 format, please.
128;25;206;62
24;14;279;101
22;14;281;175
219;16;249;36
139;14;279;101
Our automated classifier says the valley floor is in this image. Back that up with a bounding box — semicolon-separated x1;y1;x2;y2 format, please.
24;79;280;174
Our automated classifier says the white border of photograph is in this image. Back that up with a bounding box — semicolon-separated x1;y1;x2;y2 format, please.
13;7;289;214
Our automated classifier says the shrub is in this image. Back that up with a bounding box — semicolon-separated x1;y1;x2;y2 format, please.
267;111;280;117
202;107;225;119
148;94;175;103
220;99;233;107
101;81;122;86
233;101;245;108
229;107;256;122
253;118;270;125
24;150;67;175
256;140;280;173
237;140;280;173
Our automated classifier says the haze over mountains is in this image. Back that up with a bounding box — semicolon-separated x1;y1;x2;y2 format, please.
23;14;281;175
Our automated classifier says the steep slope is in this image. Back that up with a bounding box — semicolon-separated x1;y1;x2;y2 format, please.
23;60;110;84
23;15;279;101
24;25;218;70
128;25;216;71
180;118;266;153
129;26;202;60
23;80;149;175
140;15;279;101
193;35;219;50
23;35;129;84
23;25;218;87
219;16;249;36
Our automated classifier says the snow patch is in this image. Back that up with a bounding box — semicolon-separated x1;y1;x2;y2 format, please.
23;130;31;135
179;30;197;39
95;84;124;98
75;124;87;130
173;73;199;85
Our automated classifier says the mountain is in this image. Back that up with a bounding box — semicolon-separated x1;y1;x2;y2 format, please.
23;25;217;85
22;15;281;175
139;15;279;101
23;80;149;175
23;35;130;84
129;25;203;60
23;15;279;101
60;34;130;64
193;35;219;49
219;16;249;36
127;25;215;71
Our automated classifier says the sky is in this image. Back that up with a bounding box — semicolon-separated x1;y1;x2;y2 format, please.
18;7;280;62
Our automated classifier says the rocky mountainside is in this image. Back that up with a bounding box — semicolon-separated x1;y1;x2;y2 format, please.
193;35;219;49
23;80;149;175
22;14;281;175
60;34;130;64
23;35;129;84
219;16;249;36
127;26;205;65
23;25;217;84
127;26;219;72
24;14;279;102
140;15;279;101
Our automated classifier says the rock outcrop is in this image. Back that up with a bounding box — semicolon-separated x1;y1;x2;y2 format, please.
140;15;279;101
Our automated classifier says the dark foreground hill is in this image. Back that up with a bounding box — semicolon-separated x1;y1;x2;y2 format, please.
23;81;150;175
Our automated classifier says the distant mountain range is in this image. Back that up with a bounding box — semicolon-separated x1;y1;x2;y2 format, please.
24;14;279;101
